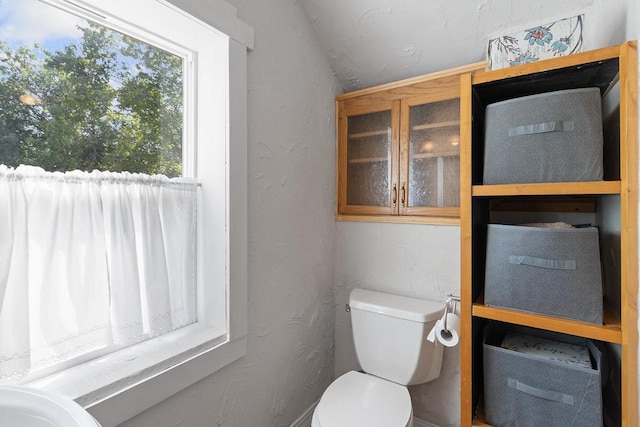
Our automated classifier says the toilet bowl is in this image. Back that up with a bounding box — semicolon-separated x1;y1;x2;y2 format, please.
311;371;413;427
312;289;445;427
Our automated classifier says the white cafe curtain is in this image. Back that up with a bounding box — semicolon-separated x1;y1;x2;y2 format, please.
0;165;197;382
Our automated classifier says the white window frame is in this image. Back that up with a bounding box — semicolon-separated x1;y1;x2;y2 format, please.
23;1;252;426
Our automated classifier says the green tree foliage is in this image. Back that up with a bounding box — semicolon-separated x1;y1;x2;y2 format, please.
0;23;183;177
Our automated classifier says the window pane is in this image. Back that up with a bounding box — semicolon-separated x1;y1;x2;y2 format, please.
0;0;184;178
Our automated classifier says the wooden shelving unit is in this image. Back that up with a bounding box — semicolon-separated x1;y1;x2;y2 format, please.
460;42;639;427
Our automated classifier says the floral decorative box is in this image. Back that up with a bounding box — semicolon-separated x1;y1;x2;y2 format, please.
487;15;584;70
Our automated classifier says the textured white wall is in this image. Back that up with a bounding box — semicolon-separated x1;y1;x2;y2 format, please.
116;0;340;426
300;0;628;91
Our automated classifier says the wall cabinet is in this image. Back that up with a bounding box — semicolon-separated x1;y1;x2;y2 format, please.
335;63;485;224
460;43;638;426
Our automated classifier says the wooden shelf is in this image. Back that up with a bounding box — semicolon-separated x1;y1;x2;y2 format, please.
472;298;622;344
348;120;460;139
347;156;388;164
348;129;390;139
412;151;459;159
412;120;460;131
472;181;621;197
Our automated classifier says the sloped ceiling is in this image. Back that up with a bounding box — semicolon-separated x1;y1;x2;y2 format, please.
299;0;596;92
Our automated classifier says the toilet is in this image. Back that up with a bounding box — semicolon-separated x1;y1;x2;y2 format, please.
312;288;445;427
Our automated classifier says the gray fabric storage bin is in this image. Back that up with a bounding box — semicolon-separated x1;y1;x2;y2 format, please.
485;224;603;323
483;323;603;427
483;87;603;184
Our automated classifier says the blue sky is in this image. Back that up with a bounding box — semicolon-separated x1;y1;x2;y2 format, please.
0;0;87;51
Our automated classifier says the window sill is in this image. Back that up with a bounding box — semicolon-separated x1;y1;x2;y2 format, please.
27;324;247;427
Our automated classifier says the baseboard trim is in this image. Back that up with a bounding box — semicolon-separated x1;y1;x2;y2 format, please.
290;399;319;427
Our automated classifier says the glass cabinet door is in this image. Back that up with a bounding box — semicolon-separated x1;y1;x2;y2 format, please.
400;97;460;216
338;102;399;215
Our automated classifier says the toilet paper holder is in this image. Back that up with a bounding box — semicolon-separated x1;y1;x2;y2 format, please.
443;294;460;335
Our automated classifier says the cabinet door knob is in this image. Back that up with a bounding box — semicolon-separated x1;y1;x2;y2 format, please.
401;183;406;207
392;183;397;208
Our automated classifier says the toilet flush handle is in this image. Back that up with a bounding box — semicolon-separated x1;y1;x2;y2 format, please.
345;304;351;312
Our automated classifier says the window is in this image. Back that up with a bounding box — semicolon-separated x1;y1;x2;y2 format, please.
0;0;199;384
0;0;251;424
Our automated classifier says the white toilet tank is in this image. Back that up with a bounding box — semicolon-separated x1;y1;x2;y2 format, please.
349;288;445;386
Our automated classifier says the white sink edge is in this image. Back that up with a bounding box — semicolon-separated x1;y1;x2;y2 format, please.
0;385;101;427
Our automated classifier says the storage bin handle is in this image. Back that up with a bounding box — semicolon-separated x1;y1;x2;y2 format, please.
507;378;575;405
509;255;576;270
508;120;575;137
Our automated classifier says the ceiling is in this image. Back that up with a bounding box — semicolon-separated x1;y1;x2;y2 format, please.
298;0;596;92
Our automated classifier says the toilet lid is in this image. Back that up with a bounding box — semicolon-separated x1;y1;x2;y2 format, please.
315;371;412;427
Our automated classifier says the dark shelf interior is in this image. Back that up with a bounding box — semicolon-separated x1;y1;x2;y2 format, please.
473;58;620;105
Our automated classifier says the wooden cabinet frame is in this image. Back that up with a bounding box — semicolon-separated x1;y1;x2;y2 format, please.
335;62;486;224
